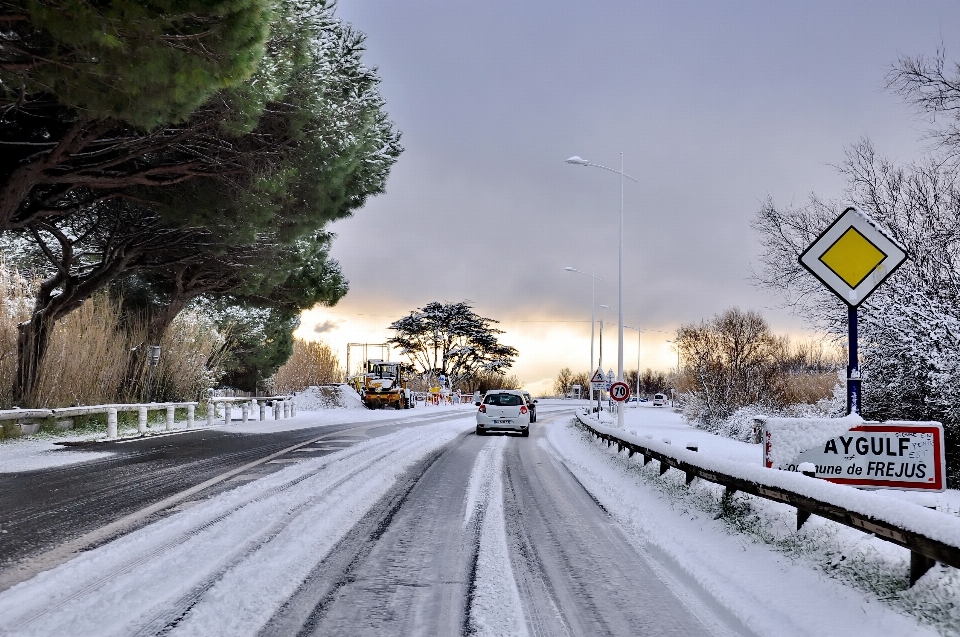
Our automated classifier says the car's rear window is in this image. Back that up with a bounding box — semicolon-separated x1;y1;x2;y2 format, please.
484;393;522;406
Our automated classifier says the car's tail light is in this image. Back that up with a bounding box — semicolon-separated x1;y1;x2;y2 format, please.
478;405;486;413
520;406;528;415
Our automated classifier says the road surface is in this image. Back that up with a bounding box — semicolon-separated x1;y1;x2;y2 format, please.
0;407;745;637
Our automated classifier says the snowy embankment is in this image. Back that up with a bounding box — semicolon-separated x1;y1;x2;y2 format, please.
0;415;474;637
547;405;960;636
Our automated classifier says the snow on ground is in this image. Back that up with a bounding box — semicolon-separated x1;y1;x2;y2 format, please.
227;401;469;435
616;402;762;464
465;435;528;637
0;401;473;473
0;415;475;637
546;405;960;636
0;439;113;473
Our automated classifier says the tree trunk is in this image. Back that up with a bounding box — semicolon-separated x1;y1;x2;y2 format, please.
14;311;54;407
122;295;193;401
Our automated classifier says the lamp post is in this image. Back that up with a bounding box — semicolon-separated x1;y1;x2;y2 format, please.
564;267;600;406
602;304;643;410
567;154;638;429
666;339;680;407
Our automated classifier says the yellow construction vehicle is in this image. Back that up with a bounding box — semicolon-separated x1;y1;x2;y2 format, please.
353;359;414;409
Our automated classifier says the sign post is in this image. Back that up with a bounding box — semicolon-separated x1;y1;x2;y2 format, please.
589;367;605;412
798;207;907;415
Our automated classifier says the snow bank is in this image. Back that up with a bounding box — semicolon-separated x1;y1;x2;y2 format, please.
294;384;365;410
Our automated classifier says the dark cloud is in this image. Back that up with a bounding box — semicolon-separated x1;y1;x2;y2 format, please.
314;320;341;334
329;1;955;339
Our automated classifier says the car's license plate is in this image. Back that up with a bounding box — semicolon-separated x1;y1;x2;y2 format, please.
493;419;512;424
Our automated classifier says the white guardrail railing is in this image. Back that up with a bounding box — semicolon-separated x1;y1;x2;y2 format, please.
207;396;295;425
574;409;960;587
0;395;296;440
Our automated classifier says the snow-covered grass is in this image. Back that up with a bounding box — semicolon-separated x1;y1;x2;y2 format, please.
552;405;960;636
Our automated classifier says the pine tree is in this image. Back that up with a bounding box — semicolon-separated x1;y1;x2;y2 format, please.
388;302;518;388
1;0;274;128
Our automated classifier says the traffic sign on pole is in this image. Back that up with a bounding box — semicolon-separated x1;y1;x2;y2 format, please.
798;206;908;415
590;367;606;392
609;381;630;402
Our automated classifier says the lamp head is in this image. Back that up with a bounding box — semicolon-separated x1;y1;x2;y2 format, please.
565;156;590;165
564;266;576;272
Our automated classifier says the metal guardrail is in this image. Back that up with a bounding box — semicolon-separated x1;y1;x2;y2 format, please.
574;410;960;586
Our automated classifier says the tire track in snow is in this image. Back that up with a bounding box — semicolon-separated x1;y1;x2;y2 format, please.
0;418;472;637
257;442;454;636
464;435;529;637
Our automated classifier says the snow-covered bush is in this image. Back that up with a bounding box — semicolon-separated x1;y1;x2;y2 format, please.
684;381;846;442
674;307;842;434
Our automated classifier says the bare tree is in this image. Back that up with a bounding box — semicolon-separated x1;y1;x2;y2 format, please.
554;367;575;396
753;140;960;424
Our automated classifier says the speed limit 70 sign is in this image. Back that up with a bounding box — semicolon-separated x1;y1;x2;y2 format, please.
609;382;630;402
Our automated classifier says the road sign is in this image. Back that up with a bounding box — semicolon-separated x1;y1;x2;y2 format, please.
590;367;606;391
798;206;907;307
765;422;945;492
798;206;908;415
609;382;630;402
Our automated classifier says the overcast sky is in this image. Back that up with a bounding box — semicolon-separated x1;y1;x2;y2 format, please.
296;1;960;394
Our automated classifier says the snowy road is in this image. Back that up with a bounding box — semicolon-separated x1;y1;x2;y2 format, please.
0;407;739;637
0;408;469;590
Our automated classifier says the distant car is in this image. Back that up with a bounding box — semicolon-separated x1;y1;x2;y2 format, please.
653;393;667;407
476;389;530;437
521;391;538;422
640;397;649;403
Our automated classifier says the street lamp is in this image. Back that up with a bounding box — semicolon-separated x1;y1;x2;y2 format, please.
567;155;639;429
564;267;600;405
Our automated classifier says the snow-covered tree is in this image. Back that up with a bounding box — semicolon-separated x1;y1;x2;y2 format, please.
753;140;960;426
388;302;518;388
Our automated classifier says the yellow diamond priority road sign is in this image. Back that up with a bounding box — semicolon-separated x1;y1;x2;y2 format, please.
799;207;907;307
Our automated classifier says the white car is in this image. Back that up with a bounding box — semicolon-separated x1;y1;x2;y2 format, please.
653;393;667;407
475;389;530;437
